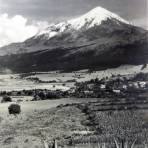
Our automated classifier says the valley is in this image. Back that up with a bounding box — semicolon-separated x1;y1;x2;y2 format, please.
0;65;148;147
0;5;147;148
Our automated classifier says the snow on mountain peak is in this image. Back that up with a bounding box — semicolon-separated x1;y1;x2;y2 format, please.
36;6;128;38
68;6;128;29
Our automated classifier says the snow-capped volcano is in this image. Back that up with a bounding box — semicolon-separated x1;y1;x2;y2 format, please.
0;6;147;73
0;6;131;56
36;6;129;39
68;6;128;29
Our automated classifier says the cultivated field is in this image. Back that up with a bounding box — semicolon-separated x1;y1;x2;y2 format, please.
0;98;147;148
0;64;148;147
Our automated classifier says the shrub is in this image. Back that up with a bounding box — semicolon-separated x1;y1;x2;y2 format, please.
46;92;59;99
8;104;21;115
38;92;46;100
1;96;12;103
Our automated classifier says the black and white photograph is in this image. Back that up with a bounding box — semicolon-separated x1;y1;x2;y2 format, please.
0;0;147;147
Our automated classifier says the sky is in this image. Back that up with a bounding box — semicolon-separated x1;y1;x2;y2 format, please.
0;0;147;47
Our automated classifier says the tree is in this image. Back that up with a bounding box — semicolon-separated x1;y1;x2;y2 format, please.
1;96;12;103
8;104;21;115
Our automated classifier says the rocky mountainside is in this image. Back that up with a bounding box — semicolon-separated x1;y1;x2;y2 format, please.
0;7;147;73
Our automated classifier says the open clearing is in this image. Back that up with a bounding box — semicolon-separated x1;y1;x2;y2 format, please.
0;98;97;116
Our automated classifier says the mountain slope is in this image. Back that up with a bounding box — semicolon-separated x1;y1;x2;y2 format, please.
0;7;147;73
0;7;129;56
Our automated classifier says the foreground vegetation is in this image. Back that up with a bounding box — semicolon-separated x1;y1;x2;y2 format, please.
0;100;147;148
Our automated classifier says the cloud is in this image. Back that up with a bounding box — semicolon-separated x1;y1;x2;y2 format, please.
0;0;147;31
0;14;44;47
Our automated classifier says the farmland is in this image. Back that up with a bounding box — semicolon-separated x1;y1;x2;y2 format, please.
0;64;148;147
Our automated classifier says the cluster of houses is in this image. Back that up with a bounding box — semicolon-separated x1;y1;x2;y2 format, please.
73;73;148;98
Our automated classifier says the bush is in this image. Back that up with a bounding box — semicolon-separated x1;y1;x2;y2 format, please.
8;104;21;115
46;92;59;99
1;96;12;103
38;92;46;100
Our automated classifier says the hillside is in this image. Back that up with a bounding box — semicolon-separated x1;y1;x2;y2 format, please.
0;7;147;73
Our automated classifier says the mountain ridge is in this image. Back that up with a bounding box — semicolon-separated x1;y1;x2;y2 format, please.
0;6;129;56
36;6;129;38
0;6;147;73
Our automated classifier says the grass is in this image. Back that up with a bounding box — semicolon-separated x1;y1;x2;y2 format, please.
0;105;88;148
0;99;147;148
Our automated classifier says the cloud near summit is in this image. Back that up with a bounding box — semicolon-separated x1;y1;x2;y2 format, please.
0;14;48;47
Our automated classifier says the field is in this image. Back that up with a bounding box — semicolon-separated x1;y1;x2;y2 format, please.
0;98;147;148
0;64;148;148
0;98;97;116
0;98;97;148
1;64;148;92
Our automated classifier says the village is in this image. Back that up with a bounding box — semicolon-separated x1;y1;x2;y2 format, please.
74;72;148;99
1;72;148;102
